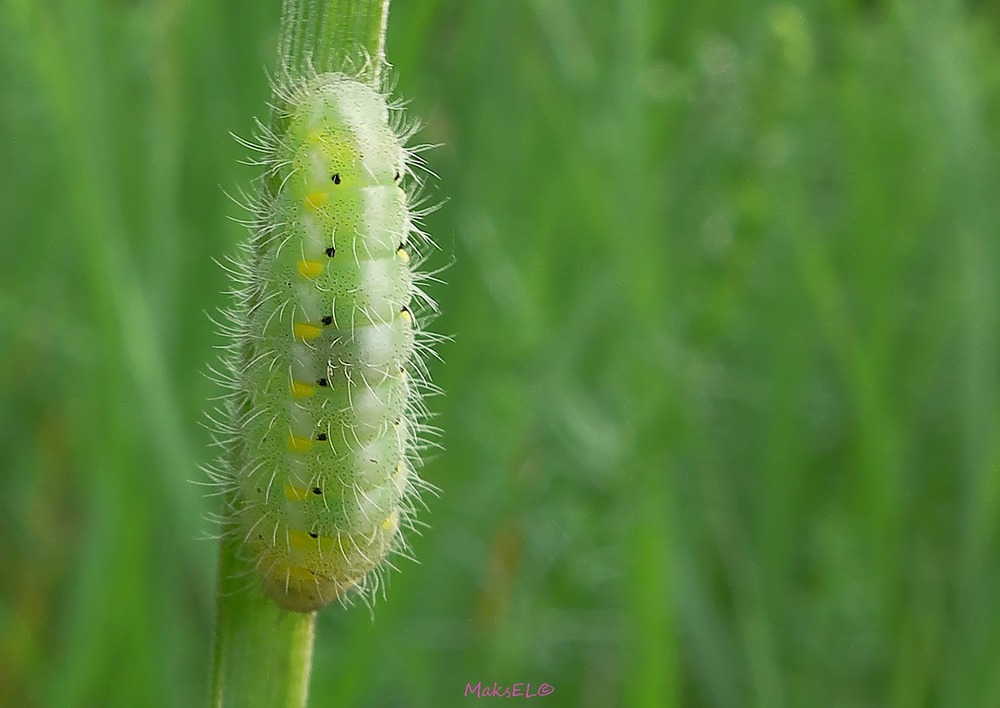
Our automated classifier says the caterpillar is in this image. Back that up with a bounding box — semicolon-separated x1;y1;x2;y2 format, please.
206;67;437;612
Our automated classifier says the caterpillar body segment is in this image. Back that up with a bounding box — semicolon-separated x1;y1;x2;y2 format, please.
211;72;431;612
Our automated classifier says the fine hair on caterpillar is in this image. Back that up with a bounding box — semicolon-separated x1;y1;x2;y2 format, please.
203;46;442;613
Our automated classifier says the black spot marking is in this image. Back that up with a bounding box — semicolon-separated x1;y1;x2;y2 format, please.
312;487;323;495
317;377;329;387
309;531;319;539
394;170;401;182
331;173;341;185
321;315;333;326
369;458;377;464
325;246;336;258
316;433;328;441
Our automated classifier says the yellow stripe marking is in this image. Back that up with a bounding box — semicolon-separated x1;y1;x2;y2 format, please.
290;379;316;398
394;461;408;494
294;322;323;341
396;247;410;264
400;307;412;325
286;434;313;453
381;510;400;531
285;564;317;582
305;191;328;209
288;528;315;552
297;260;324;279
285;483;310;502
259;559;316;583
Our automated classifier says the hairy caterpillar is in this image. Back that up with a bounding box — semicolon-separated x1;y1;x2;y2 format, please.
206;67;437;612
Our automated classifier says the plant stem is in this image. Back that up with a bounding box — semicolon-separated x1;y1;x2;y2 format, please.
280;0;390;84
209;533;316;708
208;2;390;707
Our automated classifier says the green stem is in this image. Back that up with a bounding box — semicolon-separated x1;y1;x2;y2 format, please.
280;0;390;84
209;533;316;708
208;2;389;707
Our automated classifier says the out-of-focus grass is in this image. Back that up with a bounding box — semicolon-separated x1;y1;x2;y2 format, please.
2;1;1000;706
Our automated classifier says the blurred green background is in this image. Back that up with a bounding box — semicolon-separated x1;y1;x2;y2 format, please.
2;0;1000;706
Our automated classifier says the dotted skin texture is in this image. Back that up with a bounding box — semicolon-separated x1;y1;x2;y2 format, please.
226;74;417;612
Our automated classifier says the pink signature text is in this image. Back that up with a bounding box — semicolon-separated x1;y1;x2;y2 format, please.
464;682;555;699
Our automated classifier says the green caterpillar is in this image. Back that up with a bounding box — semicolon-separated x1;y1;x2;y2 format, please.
208;69;435;612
